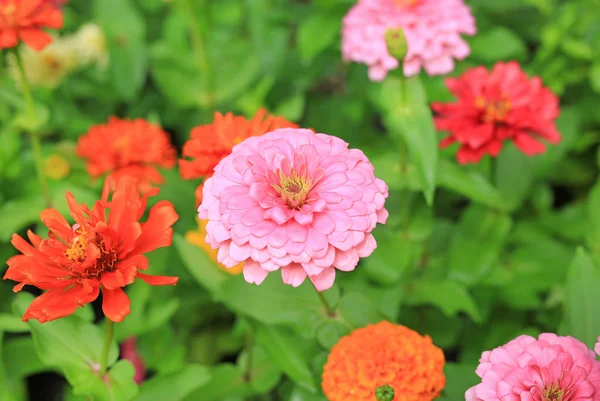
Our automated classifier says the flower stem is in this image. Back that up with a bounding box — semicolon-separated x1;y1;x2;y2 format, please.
100;319;115;375
243;330;253;383
313;282;336;317
13;48;52;207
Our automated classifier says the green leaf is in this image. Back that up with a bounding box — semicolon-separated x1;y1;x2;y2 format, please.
561;248;600;348
437;363;480;401
137;365;211;401
448;205;513;287
406;280;481;323
377;76;438;205
586;180;600;257
182;364;252;401
12;293;119;383
338;292;384;328
362;229;415;284
0;197;44;241
469;27;527;62
256;324;317;393
297;11;341;63
274;93;306;122
239;345;282;393
590;63;600;93
0;313;29;333
437;159;507;211
71;360;139;401
220;275;328;336
94;0;147;100
174;234;228;297
3;337;46;380
315;320;349;350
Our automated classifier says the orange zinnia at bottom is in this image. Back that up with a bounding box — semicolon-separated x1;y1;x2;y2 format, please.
3;177;179;323
322;321;445;401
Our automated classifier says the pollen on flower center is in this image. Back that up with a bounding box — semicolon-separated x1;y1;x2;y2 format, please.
542;382;568;401
475;96;512;123
65;231;117;278
272;169;313;209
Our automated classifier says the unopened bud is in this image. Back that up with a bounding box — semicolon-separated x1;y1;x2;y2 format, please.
385;28;408;61
376;384;395;401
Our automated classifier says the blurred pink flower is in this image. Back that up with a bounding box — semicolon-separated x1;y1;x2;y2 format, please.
198;128;388;291
342;0;476;81
120;337;146;384
596;337;600;356
467;333;600;401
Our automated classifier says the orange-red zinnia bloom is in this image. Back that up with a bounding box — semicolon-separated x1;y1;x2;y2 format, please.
179;109;298;204
76;117;177;194
4;177;179;323
322;321;446;401
0;0;63;51
432;61;561;164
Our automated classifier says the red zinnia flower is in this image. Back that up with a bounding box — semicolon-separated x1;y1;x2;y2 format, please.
4;177;179;323
0;0;63;51
432;61;561;164
76;117;177;194
179;109;298;205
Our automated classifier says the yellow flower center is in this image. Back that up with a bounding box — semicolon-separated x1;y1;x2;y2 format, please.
65;232;89;262
272;169;313;209
542;383;565;401
476;96;512;123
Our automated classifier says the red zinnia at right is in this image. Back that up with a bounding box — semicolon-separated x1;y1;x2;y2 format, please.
432;61;561;164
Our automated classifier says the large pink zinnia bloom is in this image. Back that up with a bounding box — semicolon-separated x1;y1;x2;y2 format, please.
467;333;600;401
342;0;476;81
595;337;600;357
198;128;388;291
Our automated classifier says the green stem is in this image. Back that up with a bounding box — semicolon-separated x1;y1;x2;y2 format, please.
99;319;115;375
313;283;336;317
13;49;52;207
243;330;253;383
182;0;214;115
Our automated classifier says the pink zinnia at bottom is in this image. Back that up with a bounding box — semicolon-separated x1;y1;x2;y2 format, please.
467;333;600;401
198;128;388;291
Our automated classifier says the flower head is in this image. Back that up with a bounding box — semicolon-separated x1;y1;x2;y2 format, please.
73;23;108;68
185;219;243;275
433;61;561;164
179;109;298;205
4;177;179;323
8;33;78;89
76;117;177;194
0;0;63;51
198;128;388;291
342;0;476;81
322;321;446;401
45;154;70;179
466;333;600;401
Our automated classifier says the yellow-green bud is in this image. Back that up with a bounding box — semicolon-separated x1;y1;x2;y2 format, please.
385;28;408;61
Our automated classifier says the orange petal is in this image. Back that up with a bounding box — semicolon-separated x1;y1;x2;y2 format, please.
137;272;178;286
102;287;131;323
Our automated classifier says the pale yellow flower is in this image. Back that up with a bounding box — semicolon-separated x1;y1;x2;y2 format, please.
73;23;108;69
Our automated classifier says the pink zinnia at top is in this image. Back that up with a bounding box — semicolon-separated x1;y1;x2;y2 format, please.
342;0;476;81
467;333;600;401
198;128;388;291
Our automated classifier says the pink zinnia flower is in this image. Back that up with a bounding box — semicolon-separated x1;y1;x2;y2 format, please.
342;0;476;81
467;333;600;401
198;128;388;291
595;337;600;356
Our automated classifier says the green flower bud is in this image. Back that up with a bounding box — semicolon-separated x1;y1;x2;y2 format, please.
376;384;395;401
385;28;408;61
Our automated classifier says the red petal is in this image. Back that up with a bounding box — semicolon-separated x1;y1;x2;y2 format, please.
102;288;131;323
136;272;178;286
514;134;546;156
22;284;100;323
19;29;52;51
134;201;178;254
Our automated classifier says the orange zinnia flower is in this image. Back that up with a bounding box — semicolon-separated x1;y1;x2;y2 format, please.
179;109;298;204
76;117;177;194
322;321;445;401
0;0;63;51
4;177;179;323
